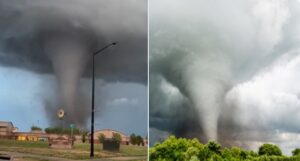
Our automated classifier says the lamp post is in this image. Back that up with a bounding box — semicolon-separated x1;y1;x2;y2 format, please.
90;42;118;157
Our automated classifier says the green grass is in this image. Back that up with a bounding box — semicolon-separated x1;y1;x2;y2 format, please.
74;143;147;156
0;139;48;148
0;139;147;160
119;145;148;156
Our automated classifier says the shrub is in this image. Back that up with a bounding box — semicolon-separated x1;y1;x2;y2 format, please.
31;126;42;131
81;131;88;143
130;133;137;145
258;144;282;156
112;133;122;143
136;135;144;146
292;148;300;156
98;133;105;143
44;127;80;135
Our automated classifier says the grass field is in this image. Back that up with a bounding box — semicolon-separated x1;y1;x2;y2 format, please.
14;156;50;161
0;139;147;160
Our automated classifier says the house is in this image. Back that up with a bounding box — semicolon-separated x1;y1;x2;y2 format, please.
0;121;14;139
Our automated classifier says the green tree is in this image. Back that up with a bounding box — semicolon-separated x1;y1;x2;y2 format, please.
112;133;122;143
292;148;300;156
150;135;203;161
44;127;80;135
81;131;88;143
207;141;221;154
149;136;300;161
136;135;144;146
258;143;282;156
81;134;86;143
130;133;137;145
31;126;42;131
98;133;105;143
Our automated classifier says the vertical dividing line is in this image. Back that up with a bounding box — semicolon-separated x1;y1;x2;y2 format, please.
91;54;95;157
147;0;150;159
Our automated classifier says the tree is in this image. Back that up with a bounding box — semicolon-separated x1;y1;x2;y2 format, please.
82;135;86;143
258;143;282;156
98;133;105;143
81;131;88;143
112;133;122;143
31;126;42;131
150;135;202;161
292;148;300;156
136;135;144;146
44;127;80;135
207;141;221;154
130;133;137;145
149;136;300;161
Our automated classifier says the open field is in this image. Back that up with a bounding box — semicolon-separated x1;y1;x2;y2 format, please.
0;139;147;160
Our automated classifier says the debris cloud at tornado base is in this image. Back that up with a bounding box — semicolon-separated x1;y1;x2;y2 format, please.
0;0;147;127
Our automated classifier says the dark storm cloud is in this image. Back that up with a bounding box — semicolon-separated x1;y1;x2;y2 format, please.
0;0;147;82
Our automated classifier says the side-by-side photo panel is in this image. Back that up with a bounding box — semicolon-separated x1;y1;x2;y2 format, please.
149;0;300;160
0;0;148;160
1;0;300;160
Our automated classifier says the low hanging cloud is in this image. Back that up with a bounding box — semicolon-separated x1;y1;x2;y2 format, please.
150;0;300;154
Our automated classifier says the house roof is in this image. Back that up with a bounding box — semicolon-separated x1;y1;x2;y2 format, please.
90;129;129;137
0;121;13;127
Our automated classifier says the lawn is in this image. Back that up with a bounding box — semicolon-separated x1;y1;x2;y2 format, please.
0;139;147;160
14;156;50;161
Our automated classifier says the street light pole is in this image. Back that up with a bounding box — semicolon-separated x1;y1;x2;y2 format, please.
90;42;118;158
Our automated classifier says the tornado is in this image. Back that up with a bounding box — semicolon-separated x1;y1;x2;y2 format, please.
183;56;231;141
150;0;290;143
45;34;93;127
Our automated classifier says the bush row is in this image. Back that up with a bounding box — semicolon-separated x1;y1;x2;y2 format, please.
150;136;300;161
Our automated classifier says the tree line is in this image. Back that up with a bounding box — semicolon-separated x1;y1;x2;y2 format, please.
44;127;82;135
97;133;145;145
150;136;300;161
98;133;122;143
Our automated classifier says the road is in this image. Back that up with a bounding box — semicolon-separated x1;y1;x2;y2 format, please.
0;151;147;161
